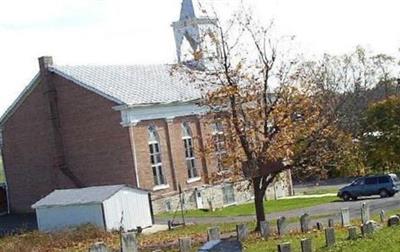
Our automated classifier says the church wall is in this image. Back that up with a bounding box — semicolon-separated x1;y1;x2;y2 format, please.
54;74;137;189
127;112;294;213
129;116;208;199
1;80;56;212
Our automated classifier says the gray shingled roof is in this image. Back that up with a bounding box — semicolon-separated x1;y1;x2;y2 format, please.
32;185;129;208
50;64;201;106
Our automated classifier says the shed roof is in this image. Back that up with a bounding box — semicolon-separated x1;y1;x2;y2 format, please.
32;185;145;209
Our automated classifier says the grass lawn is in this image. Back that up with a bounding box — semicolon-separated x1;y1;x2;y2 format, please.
158;196;338;218
1;208;400;251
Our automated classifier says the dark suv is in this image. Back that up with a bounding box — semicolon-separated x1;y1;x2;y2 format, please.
338;174;399;201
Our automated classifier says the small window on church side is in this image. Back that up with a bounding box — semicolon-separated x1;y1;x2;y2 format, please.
148;126;166;186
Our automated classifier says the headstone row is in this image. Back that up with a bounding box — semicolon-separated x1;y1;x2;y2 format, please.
278;238;312;252
200;225;243;252
277;228;334;252
203;203;390;252
89;203;393;252
89;232;138;252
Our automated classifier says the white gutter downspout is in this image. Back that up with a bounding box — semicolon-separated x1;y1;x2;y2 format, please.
129;125;140;188
0;129;10;214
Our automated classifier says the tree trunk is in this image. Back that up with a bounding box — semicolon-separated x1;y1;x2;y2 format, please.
253;177;266;231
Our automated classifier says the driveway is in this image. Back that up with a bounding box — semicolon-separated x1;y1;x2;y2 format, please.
156;194;400;228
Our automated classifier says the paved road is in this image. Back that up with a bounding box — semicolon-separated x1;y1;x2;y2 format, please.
293;178;352;195
156;194;400;229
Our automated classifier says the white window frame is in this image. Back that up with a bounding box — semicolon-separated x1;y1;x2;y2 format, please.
182;123;199;180
148;126;166;186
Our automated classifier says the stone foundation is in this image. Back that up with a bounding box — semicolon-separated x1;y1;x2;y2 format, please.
152;172;292;214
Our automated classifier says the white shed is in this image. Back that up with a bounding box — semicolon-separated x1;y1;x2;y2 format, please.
32;185;153;232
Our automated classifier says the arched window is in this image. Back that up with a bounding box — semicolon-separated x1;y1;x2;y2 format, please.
148;126;166;186
182;122;198;179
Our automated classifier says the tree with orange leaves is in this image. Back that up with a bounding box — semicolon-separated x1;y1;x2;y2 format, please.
173;8;349;231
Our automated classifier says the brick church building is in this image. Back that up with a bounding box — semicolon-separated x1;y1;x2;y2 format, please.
0;0;293;213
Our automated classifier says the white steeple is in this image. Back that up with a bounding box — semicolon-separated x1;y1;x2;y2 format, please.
180;0;196;20
171;0;217;64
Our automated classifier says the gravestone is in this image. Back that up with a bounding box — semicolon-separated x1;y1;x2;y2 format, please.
89;242;108;252
380;210;385;223
316;222;323;231
366;220;377;233
179;237;191;252
300;213;310;233
277;216;287;236
259;221;270;239
208;227;221;241
341;208;351;227
361;220;376;236
277;242;291;252
236;224;248;241
198;240;242;252
300;238;312;252
361;202;370;224
347;226;357;240
388;215;400;227
325;227;335;247
121;232;138;252
328;218;334;228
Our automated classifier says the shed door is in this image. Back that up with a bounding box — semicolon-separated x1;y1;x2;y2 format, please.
0;186;7;214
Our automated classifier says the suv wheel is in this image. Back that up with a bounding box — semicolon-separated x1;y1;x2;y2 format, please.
342;192;351;201
379;189;389;198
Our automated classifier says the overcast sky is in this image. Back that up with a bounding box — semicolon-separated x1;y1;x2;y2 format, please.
0;0;399;115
